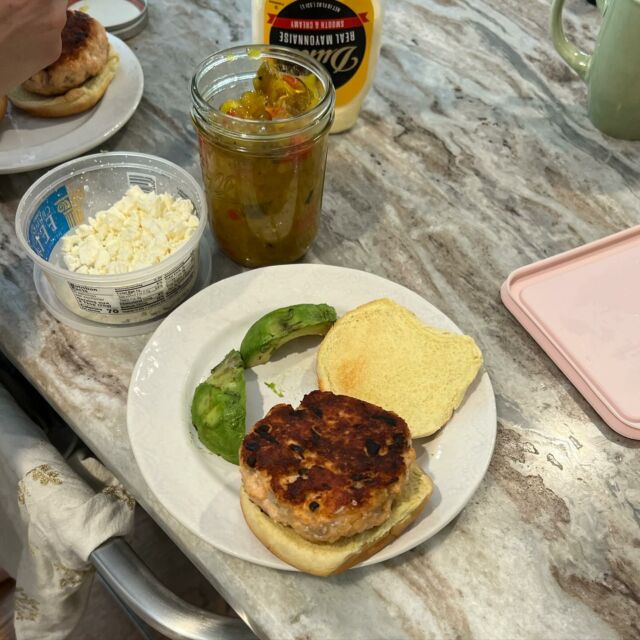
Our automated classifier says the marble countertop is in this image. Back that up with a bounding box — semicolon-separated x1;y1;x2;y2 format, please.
1;0;639;638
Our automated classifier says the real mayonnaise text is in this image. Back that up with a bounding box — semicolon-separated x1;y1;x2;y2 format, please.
252;0;383;133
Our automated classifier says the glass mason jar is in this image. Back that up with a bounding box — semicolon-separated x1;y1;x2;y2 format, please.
191;45;335;268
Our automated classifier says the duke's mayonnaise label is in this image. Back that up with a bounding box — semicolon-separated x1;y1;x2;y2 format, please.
253;0;382;131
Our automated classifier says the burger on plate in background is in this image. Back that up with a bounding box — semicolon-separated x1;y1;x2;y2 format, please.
8;10;118;118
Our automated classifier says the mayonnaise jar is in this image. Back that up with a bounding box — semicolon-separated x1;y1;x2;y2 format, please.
252;0;384;133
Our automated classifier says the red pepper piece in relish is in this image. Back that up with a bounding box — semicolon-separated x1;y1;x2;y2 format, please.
219;58;321;120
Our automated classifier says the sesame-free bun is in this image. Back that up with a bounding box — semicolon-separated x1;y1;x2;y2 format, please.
317;298;483;438
240;463;432;576
8;46;119;118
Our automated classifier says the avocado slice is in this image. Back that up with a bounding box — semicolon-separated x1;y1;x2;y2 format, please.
240;304;337;367
191;350;246;464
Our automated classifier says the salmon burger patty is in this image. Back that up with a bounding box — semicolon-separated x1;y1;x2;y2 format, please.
239;390;416;543
22;11;109;96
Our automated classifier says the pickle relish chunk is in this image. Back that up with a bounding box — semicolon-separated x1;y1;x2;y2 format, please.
220;58;321;120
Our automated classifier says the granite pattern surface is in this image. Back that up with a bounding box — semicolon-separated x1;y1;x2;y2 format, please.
1;0;640;638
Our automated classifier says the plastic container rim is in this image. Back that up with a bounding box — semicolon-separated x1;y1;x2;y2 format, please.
112;0;148;30
110;8;148;40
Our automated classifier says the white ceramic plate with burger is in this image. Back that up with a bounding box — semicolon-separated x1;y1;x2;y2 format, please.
0;32;143;175
128;264;497;574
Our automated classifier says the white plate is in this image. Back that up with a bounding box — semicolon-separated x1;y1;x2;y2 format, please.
0;34;143;174
128;264;497;571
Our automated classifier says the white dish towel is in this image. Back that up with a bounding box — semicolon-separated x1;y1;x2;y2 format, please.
0;384;135;640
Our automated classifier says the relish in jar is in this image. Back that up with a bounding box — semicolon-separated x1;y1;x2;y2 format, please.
191;46;335;267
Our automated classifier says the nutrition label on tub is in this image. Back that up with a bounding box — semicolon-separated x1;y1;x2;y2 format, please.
68;253;197;317
115;279;165;312
165;253;196;297
69;283;123;315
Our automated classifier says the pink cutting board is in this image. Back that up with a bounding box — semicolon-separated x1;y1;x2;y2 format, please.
501;226;640;440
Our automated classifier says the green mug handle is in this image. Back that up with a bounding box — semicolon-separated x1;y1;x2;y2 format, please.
550;0;592;80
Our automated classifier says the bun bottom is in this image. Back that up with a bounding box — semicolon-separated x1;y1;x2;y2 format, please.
240;463;433;576
8;46;119;118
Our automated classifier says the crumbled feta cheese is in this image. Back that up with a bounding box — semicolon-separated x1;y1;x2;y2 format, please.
61;186;199;275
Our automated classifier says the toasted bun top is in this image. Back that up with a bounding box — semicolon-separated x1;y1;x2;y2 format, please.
317;298;483;438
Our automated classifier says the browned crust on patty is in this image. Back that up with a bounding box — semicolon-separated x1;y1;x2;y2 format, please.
22;11;109;96
240;391;413;518
59;12;99;65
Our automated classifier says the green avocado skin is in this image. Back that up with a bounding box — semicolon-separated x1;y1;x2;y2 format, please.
240;304;337;367
191;350;246;464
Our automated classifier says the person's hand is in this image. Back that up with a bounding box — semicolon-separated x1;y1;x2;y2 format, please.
0;0;68;95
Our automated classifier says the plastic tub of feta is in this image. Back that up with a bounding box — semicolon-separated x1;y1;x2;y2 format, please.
16;152;207;325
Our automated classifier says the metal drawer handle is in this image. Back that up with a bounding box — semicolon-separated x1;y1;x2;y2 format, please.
90;538;255;640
